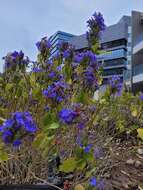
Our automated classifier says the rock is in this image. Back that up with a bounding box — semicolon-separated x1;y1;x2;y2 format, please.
126;159;134;165
135;160;142;168
137;148;143;155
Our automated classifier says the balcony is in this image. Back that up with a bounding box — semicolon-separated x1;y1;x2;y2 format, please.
102;59;127;69
97;49;127;61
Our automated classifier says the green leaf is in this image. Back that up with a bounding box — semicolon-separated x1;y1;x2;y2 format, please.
137;128;143;141
77;159;86;170
5;83;13;91
85;168;96;178
74;184;85;190
0;150;8;162
49;122;60;129
43;112;53;126
59;158;77;173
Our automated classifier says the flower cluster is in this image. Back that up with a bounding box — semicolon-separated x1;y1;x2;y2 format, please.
57;41;74;59
89;177;105;190
43;81;68;104
4;51;29;71
0;112;37;146
86;11;105;46
108;75;123;96
36;37;51;53
74;50;100;90
59;108;79;124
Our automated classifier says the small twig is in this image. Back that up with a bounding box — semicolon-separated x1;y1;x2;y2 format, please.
14;157;63;190
31;173;63;190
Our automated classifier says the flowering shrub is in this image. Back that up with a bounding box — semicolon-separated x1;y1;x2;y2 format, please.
0;112;37;146
0;11;143;190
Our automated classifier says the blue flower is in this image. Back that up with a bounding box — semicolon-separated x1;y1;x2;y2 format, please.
0;112;37;146
97;180;105;190
84;144;92;153
76;134;83;147
43;81;68;103
56;65;62;71
77;123;85;130
11;51;19;59
140;93;143;100
32;67;43;73
4;51;29;70
44;106;50;112
109;75;123;96
36;37;51;52
74;53;84;63
3;119;14;129
47;59;53;65
13;139;22;147
63;50;71;59
59;108;78;124
87;11;105;46
2;130;13;144
24;121;37;133
89;177;97;187
48;71;56;78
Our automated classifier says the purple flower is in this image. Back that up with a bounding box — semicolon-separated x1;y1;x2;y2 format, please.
84;144;92;153
74;53;84;63
47;59;53;65
59;108;78;124
4;51;29;70
24;121;37;133
140;93;143;100
43;81;68;103
92;12;105;31
44;106;50;112
63;50;70;58
13;139;22;147
2;130;13;144
3;119;14;129
89;177;97;187
36;37;51;52
97;180;105;190
87;11;105;46
32;67;43;73
109;75;123;96
77;123;85;130
11;51;19;59
48;71;56;78
76;134;83;147
0;112;37;146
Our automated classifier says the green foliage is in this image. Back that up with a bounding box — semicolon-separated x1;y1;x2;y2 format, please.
59;157;77;173
137;128;143;141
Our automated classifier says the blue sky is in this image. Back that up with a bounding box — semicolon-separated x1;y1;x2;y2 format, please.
0;0;143;71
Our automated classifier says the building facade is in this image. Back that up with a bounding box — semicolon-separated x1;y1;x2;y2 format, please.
49;10;143;92
69;16;131;85
125;11;143;92
49;31;75;57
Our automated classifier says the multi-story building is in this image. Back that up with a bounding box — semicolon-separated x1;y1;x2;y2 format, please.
49;10;143;93
125;11;143;92
70;16;131;85
49;31;75;57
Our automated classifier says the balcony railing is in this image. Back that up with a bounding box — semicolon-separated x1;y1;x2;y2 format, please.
97;49;127;61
